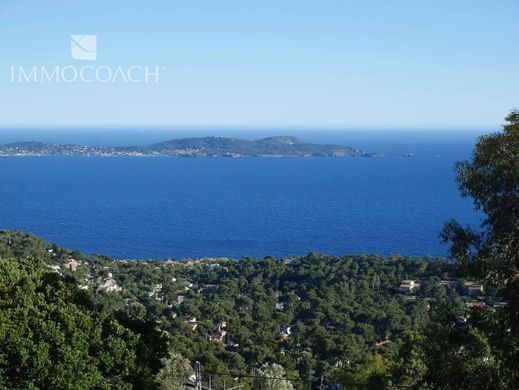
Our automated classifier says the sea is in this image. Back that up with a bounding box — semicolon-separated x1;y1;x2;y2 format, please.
0;129;487;259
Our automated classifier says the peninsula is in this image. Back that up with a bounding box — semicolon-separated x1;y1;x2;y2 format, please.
0;136;365;157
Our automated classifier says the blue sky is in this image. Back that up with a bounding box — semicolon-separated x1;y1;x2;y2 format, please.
0;0;517;128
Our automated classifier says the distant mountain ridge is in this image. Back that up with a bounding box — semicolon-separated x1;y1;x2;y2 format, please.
0;136;365;157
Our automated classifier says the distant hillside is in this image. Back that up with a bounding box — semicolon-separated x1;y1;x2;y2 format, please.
0;136;364;157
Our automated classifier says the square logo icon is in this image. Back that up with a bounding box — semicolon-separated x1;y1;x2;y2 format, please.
70;35;97;61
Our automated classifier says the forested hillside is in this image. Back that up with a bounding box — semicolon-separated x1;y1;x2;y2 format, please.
1;229;512;389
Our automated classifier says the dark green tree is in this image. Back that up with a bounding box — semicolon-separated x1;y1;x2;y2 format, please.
0;258;139;389
441;110;519;331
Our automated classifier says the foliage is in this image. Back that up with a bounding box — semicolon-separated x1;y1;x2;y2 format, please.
428;110;519;389
342;353;392;390
0;231;460;388
155;352;192;390
421;306;519;389
253;363;294;390
441;110;519;332
95;253;459;388
0;258;139;389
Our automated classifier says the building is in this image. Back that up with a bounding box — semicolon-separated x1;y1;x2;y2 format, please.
439;280;458;290
148;284;163;300
375;340;393;348
182;260;196;268
464;283;483;296
208;330;227;342
399;280;420;293
198;284;218;295
64;258;80;272
465;301;486;309
279;325;292;340
184;317;198;331
205;263;220;271
97;273;122;293
45;264;62;275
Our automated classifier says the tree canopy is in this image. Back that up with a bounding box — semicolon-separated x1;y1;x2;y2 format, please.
442;110;519;332
0;258;141;389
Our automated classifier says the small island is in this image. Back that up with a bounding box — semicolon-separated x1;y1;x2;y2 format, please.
0;136;371;158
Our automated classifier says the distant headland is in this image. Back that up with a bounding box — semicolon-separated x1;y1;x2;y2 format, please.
0;136;373;158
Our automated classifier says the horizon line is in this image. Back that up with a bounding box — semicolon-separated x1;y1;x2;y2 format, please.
0;124;498;132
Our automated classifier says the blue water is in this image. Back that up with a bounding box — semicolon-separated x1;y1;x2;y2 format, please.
0;130;485;259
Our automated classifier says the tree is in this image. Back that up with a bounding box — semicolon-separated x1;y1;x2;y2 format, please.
441;110;519;332
422;307;506;390
155;352;192;390
341;353;391;389
253;363;294;390
391;332;427;389
0;258;140;389
425;110;519;389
